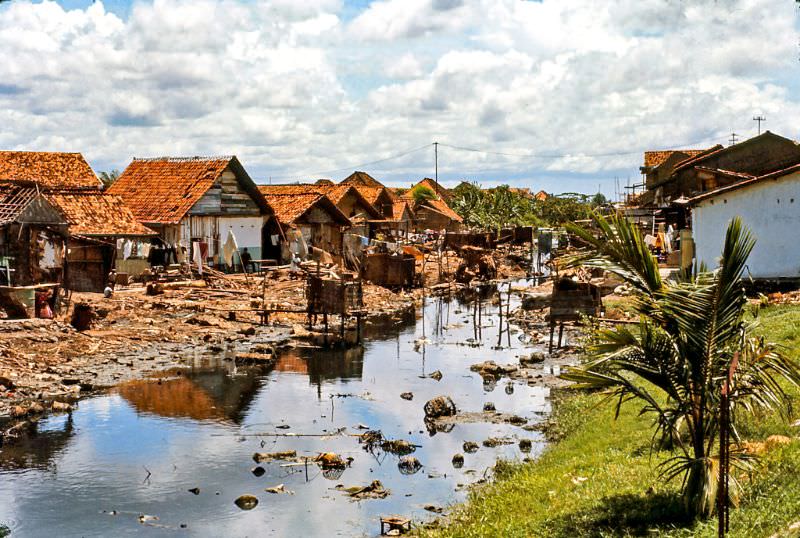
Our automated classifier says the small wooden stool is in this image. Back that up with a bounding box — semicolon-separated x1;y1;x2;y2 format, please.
380;515;411;535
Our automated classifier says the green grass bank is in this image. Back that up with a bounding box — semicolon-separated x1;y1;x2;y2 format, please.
418;304;800;538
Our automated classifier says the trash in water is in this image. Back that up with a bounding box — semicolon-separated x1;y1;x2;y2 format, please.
400;392;413;400
463;441;479;453
265;484;293;495
187;487;200;495
253;450;297;463
336;480;390;500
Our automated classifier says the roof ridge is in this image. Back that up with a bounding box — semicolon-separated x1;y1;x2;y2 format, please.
132;156;234;163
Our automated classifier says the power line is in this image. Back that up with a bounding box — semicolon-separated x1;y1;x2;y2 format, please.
438;135;726;160
269;143;432;180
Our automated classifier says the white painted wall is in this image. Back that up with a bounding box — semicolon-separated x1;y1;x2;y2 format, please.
693;171;800;278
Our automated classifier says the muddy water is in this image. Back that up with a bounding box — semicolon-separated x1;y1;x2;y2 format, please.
0;282;552;537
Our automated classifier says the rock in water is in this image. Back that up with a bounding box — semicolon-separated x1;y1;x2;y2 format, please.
400;392;413;400
519;439;532;452
451;454;464;468
424;396;456;418
234;495;259;510
463;441;479;453
397;456;422;475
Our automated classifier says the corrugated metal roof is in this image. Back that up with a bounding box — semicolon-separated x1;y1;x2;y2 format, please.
46;191;156;237
0;151;102;189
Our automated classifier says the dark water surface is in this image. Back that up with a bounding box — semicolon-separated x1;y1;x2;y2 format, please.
0;282;551;537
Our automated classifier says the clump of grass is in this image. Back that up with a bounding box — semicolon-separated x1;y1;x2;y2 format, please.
417;304;800;538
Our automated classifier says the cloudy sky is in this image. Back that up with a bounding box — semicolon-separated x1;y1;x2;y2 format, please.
1;0;798;195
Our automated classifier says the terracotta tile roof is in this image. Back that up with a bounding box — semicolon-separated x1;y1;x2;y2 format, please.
643;149;707;168
46;191;155;237
341;171;384;188
391;200;414;221
258;187;351;226
0;151;102;189
316;184;351;204
420;198;463;223
110;156;270;224
414;178;451;201
353;186;389;206
257;184;322;196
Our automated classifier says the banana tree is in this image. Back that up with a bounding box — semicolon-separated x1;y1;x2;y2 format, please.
562;213;800;519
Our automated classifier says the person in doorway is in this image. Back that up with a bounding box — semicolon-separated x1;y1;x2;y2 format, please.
240;247;254;273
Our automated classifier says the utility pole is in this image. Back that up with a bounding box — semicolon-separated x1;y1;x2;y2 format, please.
728;132;739;146
753;115;766;135
434;141;438;186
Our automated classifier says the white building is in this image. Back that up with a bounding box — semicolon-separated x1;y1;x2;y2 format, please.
689;164;800;279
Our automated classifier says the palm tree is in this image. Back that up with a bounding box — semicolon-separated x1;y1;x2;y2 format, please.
562;213;800;519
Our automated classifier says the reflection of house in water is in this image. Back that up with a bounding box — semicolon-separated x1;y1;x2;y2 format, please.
117;368;267;424
275;348;365;397
0;415;74;471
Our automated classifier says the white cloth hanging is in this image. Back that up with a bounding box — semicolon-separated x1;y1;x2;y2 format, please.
123;240;133;260
223;230;239;267
192;241;203;275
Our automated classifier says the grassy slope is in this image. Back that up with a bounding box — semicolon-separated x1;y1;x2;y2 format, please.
419;304;800;538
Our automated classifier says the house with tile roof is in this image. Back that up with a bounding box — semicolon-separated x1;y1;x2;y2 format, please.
636;132;800;208
340;171;385;188
0;151;157;292
110;156;281;268
412;197;463;232
316;184;383;235
258;185;351;260
412;178;452;203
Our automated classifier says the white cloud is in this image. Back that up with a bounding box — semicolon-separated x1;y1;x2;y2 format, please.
0;0;798;194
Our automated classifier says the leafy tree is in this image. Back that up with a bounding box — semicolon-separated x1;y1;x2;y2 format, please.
410;184;436;204
590;192;608;207
98;169;120;189
563;213;800;519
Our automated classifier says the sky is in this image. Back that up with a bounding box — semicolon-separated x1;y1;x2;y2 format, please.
1;0;799;197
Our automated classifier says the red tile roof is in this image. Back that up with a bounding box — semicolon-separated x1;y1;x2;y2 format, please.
46;191;155;237
391;200;414;221
110;156;269;224
258;186;351;226
414;178;451;201
0;151;102;189
420;198;463;223
341;171;384;188
316;184;383;219
643;149;708;168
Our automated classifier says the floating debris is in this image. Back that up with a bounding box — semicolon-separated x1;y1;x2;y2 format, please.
187;487;200;495
451;454;464;468
483;437;515;448
265;484;293;495
336;480;390;500
428;370;443;381
400;392;414;400
251;466;266;477
252;450;297;463
483;402;496;412
519;439;532;452
463;441;479;453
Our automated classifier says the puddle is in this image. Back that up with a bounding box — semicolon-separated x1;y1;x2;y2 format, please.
0;280;554;537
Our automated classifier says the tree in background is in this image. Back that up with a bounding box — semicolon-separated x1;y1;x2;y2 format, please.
410;184;436;204
98;169;120;189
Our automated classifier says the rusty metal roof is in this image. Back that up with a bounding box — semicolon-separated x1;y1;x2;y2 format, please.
110;156;271;224
46;191;156;237
0;151;102;190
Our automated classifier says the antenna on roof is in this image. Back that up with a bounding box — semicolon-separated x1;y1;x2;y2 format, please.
728;132;739;146
753;115;766;135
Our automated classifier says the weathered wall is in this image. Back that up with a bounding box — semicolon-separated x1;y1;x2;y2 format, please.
693;171;800;279
188;167;260;216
